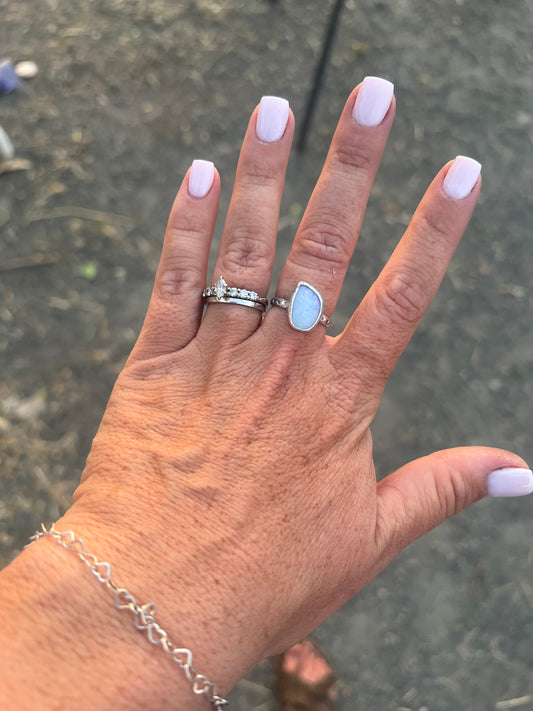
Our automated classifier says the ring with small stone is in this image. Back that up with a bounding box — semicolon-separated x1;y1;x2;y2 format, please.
271;281;331;332
203;276;268;312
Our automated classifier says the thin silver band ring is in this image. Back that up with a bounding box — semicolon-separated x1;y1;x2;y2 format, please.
205;296;266;312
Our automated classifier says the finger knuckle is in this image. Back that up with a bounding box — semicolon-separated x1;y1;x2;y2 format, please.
375;483;408;555
413;209;450;245
331;141;374;176
296;215;352;268
223;225;272;271
167;216;207;243
434;467;468;519
375;271;426;326
158;254;203;298
241;160;280;189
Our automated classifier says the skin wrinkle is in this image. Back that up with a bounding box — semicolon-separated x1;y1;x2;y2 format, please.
330;140;375;175
183;484;223;508
222;227;275;271
169;446;209;477
156;249;205;298
296;219;354;266
377;271;428;326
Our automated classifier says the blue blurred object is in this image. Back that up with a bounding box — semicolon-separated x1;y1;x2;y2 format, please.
0;59;20;95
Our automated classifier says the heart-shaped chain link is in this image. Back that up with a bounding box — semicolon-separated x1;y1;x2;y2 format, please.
193;675;212;695
172;647;192;670
147;621;167;646
57;530;75;546
83;552;98;566
134;607;152;630
69;538;86;555
92;562;111;584
115;588;136;611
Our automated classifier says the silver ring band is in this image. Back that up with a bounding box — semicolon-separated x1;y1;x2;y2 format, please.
205;295;266;312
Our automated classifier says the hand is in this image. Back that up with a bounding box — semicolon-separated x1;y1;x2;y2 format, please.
34;78;529;698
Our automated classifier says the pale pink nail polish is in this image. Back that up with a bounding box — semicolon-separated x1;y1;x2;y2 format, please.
487;467;533;497
256;96;290;143
442;156;481;200
188;160;215;198
352;76;394;127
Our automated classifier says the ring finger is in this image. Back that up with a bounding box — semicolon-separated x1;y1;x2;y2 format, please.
266;76;395;340
200;96;295;344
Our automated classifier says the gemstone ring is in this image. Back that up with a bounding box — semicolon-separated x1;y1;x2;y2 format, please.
271;282;331;332
203;276;268;312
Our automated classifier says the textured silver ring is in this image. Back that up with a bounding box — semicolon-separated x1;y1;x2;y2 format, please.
271;281;331;332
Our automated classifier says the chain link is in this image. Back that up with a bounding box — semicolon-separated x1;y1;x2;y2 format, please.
25;523;229;710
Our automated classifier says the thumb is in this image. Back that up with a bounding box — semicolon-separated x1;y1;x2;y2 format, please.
375;447;532;560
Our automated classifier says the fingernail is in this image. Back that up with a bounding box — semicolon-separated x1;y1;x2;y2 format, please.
442;155;481;200
352;76;394;127
487;467;533;497
188;159;215;198
256;96;290;143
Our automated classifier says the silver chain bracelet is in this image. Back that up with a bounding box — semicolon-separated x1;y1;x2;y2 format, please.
25;523;229;710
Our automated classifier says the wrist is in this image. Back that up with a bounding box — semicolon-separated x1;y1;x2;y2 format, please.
0;512;238;710
66;477;278;684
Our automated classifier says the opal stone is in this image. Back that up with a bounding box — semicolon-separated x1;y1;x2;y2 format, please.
289;283;322;331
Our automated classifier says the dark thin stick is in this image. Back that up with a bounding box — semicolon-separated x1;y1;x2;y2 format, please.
296;0;345;153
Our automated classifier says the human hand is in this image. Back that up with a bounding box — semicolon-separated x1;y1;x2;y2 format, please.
47;77;530;695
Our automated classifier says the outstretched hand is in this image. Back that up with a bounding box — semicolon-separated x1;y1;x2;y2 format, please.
51;77;529;694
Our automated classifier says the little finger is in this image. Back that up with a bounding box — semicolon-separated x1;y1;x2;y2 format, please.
130;160;219;361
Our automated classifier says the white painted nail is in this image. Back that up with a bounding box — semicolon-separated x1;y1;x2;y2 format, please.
188;160;215;198
256;96;290;143
442;155;481;200
487;467;533;497
352;76;394;127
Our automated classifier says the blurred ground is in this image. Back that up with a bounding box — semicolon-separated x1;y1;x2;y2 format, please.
1;0;533;709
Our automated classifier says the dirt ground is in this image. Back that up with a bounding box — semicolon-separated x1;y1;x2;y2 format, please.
1;1;533;709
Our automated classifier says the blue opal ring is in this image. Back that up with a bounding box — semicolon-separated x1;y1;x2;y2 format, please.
271;282;331;332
